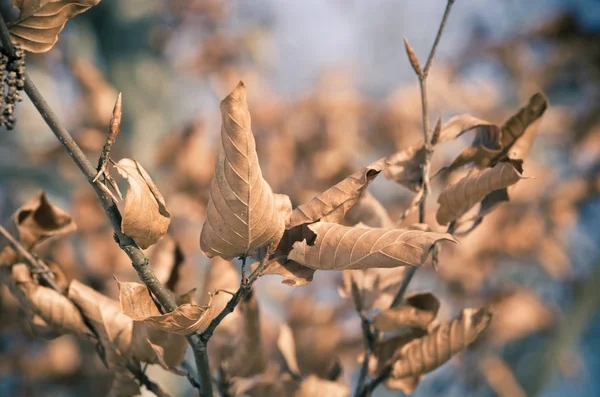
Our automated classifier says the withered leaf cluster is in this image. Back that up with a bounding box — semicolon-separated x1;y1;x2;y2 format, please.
200;83;456;286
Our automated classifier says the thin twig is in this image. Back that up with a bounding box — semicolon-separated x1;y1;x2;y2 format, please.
0;16;215;397
354;314;375;396
127;362;173;397
201;251;269;343
358;2;456;396
0;224;60;291
391;0;456;316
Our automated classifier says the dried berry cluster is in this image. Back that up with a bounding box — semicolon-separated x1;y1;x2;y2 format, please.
0;44;25;130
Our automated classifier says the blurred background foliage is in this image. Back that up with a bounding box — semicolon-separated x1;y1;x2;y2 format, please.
1;0;600;396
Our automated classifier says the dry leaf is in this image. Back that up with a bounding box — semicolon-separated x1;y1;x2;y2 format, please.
373;292;440;331
117;280;213;335
436;161;524;225
437;114;495;144
2;263;92;339
68;280;187;369
277;323;301;376
9;0;102;53
225;291;266;377
384;145;426;192
0;191;77;266
115;158;171;249
446;125;502;171
392;308;491;379
498;92;548;159
294;375;350;397
443;93;547;170
200;82;292;259
288;223;456;270
262;259;316;287
289;158;385;227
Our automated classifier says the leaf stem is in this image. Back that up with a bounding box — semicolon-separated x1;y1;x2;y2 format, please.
0;15;214;397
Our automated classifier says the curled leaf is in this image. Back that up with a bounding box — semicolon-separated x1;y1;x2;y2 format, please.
68;280;188;369
384;145;426;192
1;263;92;339
288;223;456;270
262;259;316;287
391;308;491;379
368;330;427;393
115;158;170;249
373;292;440;331
499;92;548;158
117;280;213;335
0;191;77;266
437;114;494;144
436;161;524;225
442;93;547;171
446;125;502;171
200;82;291;259
9;0;102;53
289;158;385;228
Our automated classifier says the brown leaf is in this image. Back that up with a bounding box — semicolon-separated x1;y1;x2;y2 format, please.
436;161;524;225
68;280;188;369
288;223;456;270
262;259;316;287
150;235;184;292
384;145;426;193
117;280;213;335
277;323;301;376
200;82;292;259
437;114;494;144
294;375;350;397
115;158;171;249
442;93;547;170
446;125;503;171
0;191;77;266
498;92;548;160
373;292;440;331
9;0;102;53
289;158;385;228
1;263;92;339
391;308;491;379
225;291;266;377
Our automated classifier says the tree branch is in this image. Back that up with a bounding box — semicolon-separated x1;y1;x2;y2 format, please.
357;2;456;395
0;15;215;397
